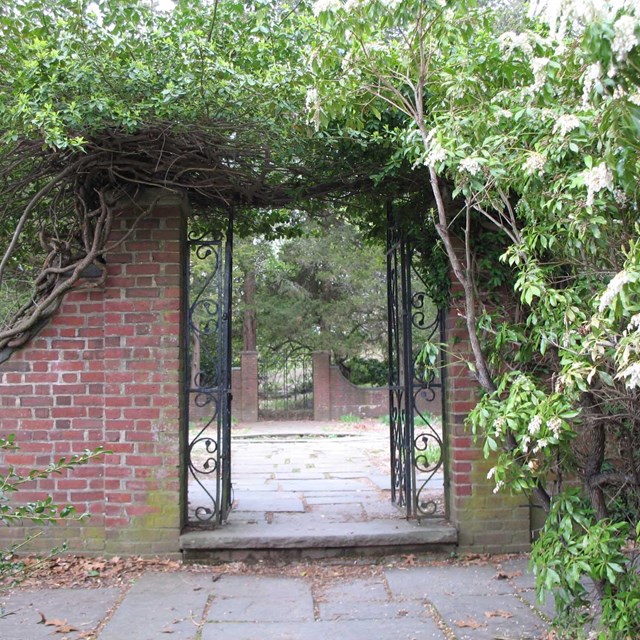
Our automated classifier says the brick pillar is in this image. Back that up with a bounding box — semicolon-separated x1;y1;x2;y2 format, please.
445;283;531;553
239;351;258;422
313;351;331;421
231;367;242;419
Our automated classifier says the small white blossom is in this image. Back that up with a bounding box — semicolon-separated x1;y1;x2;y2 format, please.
459;157;481;176
498;31;533;56
427;142;447;165
493;480;505;494
599;269;632;312
496;108;513;119
533;437;549;453
527;460;537;471
617;362;640;389
627;313;640;331
528;415;543;435
312;0;341;15
305;87;322;130
553;114;581;136
583;162;614;206
547;417;562;436
487;466;497;479
521;434;531;452
614;188;629;205
523;152;546;176
629;92;640;106
582;63;602;106
613;15;638;61
531;57;550;92
613;85;628;100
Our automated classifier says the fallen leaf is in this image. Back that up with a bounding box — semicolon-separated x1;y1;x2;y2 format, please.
454;618;486;629
495;570;522;580
43;617;79;634
402;554;417;565
485;610;513;619
160;629;175;634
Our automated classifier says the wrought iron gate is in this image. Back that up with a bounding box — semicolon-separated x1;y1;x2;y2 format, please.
183;212;233;527
386;203;446;518
258;341;313;420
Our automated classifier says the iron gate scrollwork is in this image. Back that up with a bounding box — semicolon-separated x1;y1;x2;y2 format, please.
183;212;233;527
387;203;446;518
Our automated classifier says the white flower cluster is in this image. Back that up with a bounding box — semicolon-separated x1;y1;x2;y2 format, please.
498;31;534;56
312;0;341;15
547;417;562;437
523;152;546;176
583;162;614;206
533;437;549;453
627;313;640;331
493;416;505;436
530;57;550;92
582;62;602;106
418;129;447;167
553;114;581;136
305;87;322;130
599;269;632;312
495;108;513;119
612;15;639;61
618;362;640;390
529;0;639;40
528;415;543;435
459;157;481;176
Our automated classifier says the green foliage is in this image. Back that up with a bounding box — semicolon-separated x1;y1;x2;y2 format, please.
233;216;388;363
532;491;640;639
341;356;388;386
0;435;106;586
306;0;640;635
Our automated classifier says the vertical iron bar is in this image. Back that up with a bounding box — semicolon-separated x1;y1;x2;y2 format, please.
220;208;234;521
401;232;415;518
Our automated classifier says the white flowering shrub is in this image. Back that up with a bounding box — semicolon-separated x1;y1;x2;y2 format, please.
307;0;640;635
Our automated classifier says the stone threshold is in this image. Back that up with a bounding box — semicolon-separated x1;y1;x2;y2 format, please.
180;518;457;562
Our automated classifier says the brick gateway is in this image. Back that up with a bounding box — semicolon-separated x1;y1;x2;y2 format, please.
0;192;532;555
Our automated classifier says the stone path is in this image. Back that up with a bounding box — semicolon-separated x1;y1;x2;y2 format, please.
184;420;453;558
1;556;553;639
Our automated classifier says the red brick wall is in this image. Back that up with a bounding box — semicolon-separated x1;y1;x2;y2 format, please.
0;191;185;555
312;351;388;420
444;284;531;552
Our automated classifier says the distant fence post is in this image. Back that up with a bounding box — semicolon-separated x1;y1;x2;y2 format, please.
239;351;258;422
312;351;331;421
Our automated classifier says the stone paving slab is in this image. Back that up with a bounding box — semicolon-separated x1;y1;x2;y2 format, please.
317;598;429;622
207;596;314;623
428;593;546;640
0;587;121;640
233;493;306;513
384;564;515;598
200;618;445;640
99;572;212;640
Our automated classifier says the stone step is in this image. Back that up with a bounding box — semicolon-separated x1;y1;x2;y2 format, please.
181;518;457;562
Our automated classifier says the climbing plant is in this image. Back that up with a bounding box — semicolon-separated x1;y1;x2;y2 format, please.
307;0;640;636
